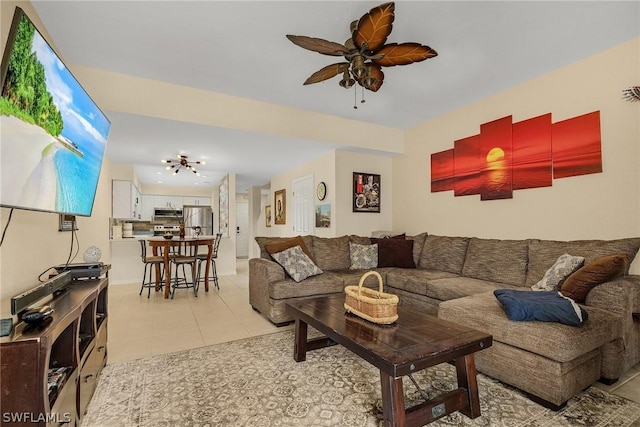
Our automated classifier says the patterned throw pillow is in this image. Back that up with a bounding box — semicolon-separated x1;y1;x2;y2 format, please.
531;253;585;291
349;242;378;269
271;245;323;283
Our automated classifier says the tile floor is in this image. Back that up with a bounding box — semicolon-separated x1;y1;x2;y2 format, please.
106;259;640;404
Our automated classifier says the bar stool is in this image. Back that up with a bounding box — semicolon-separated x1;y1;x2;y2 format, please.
139;240;165;298
196;233;223;290
170;240;200;298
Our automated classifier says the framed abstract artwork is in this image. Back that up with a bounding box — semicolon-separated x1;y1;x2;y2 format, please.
353;172;380;213
274;189;286;224
265;205;272;227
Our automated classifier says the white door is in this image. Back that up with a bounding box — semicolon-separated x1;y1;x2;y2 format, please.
292;175;314;235
236;201;249;258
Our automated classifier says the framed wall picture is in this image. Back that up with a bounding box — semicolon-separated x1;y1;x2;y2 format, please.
265;205;272;227
274;189;286;224
353;172;380;213
315;204;331;228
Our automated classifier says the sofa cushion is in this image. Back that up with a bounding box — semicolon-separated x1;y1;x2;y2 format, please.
438;291;623;363
349;235;372;245
255;236;314;259
418;235;470;274
269;273;344;300
531;253;585;291
264;235;315;262
425;276;515;301
332;268;392;289
526;238;640;286
461;238;529;286
371;238;416;268
560;254;630;302
407;232;428;266
311;235;351;271
271;245;323;283
387;269;459;284
349;242;378;269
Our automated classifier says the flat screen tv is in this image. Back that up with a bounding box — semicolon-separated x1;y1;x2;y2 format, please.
0;7;110;217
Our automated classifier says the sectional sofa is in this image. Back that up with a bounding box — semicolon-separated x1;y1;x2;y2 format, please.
249;233;640;409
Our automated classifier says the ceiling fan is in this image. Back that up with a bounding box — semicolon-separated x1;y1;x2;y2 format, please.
286;2;437;103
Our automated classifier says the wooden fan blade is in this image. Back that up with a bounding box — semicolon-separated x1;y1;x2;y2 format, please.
372;43;438;67
286;35;349;56
303;63;350;85
353;2;395;53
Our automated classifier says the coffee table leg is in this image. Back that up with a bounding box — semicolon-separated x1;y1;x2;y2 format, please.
293;319;308;362
380;371;406;427
455;353;481;418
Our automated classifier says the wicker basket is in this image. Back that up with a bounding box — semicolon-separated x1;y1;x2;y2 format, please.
344;271;399;324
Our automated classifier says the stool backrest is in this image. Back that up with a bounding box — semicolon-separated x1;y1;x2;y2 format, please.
213;233;223;258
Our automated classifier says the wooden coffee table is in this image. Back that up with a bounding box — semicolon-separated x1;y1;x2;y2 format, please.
286;295;492;427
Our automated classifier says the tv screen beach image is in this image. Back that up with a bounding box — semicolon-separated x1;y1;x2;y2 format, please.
1;10;110;216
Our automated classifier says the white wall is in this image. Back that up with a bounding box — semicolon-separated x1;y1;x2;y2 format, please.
394;38;640;274
251;148;394;256
267;150;337;238
335;150;393;236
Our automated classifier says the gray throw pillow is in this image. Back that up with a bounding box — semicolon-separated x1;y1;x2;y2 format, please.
271;245;323;282
531;253;584;291
349;242;378;269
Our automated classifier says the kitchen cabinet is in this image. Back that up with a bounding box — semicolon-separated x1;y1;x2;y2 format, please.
112;180;140;219
182;196;211;206
154;195;183;209
140;194;155;221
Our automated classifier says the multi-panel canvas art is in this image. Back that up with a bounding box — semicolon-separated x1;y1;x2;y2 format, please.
430;111;601;201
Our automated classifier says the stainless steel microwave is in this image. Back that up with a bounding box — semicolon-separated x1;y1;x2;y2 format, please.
153;208;182;220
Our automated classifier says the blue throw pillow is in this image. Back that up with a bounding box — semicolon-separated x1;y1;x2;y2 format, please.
494;289;588;327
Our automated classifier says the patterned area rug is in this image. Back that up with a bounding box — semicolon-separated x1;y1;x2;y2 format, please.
84;331;640;427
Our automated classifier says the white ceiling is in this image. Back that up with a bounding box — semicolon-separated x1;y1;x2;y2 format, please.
29;1;640;192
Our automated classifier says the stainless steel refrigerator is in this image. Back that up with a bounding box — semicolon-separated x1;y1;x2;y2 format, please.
183;205;214;236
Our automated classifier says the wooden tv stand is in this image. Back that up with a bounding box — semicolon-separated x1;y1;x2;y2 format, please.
0;277;108;426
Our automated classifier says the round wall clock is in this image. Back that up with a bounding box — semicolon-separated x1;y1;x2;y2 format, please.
316;182;327;201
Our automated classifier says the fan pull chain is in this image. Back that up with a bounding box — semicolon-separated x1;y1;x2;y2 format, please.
353;85;357;109
361;86;366;104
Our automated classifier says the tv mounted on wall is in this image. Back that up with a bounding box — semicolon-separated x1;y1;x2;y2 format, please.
0;7;110;217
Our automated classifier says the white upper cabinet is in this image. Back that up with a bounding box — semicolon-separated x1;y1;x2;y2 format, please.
182;196;211;206
112;180;139;219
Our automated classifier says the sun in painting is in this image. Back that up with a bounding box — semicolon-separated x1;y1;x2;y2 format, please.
486;147;505;163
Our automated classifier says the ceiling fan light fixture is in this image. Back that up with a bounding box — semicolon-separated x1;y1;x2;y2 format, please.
339;70;355;89
161;154;204;177
351;54;367;79
362;64;378;89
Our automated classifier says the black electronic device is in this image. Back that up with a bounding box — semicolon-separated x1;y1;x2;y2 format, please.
0;319;13;337
11;271;71;315
0;7;111;217
21;305;54;325
53;262;110;280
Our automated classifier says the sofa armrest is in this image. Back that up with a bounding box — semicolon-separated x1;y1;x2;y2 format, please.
584;275;640;316
249;258;286;315
585;275;640;377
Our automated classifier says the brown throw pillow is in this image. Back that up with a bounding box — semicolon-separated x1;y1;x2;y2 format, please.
560;254;630;302
265;236;315;263
371;238;415;268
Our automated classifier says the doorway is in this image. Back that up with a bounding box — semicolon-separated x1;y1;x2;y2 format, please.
236;200;249;258
292;175;314;235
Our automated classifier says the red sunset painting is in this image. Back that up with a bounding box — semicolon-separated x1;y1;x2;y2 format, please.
430;111;602;201
552;111;602;179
